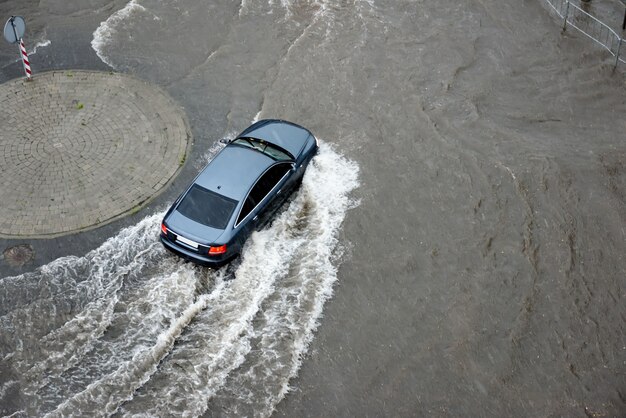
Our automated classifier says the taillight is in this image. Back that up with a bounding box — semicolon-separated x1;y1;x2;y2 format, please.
208;245;227;255
161;223;167;235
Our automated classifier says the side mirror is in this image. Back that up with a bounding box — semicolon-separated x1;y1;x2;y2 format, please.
219;138;230;144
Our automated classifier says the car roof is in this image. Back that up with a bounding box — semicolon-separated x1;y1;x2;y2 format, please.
194;145;275;201
238;119;312;159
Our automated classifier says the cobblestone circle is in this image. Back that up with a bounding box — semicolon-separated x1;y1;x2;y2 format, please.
0;71;189;237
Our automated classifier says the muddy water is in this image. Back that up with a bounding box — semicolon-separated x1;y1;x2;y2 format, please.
0;0;625;416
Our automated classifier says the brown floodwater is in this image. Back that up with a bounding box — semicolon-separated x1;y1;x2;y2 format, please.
0;0;624;416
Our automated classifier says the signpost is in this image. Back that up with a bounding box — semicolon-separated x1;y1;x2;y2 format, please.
3;16;32;80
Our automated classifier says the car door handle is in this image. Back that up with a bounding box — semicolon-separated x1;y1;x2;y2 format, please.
277;189;282;195
253;215;259;221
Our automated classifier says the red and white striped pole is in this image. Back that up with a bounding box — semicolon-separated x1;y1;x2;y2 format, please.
18;38;32;80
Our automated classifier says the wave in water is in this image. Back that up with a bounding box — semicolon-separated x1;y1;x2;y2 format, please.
91;0;146;69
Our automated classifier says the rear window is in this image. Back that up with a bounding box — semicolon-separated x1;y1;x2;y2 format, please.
177;184;238;230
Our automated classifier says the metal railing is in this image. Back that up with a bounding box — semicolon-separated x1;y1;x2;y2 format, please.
542;0;625;68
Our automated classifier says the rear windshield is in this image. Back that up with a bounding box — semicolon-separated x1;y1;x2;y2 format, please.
177;184;238;230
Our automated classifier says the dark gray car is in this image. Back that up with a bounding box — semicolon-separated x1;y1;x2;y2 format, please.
160;119;318;266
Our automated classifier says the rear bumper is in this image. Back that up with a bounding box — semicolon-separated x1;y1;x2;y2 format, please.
160;235;235;267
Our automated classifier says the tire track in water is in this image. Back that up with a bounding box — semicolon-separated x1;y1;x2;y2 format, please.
0;142;359;417
207;148;360;417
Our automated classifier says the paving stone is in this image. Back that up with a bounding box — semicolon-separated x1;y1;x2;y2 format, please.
0;70;190;238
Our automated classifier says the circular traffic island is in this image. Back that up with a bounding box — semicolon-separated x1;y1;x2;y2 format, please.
0;71;189;237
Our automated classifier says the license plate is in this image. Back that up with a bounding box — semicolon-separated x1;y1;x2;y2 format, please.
176;234;198;249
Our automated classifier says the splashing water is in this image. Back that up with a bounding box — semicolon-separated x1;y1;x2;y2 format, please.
0;142;359;417
91;0;147;69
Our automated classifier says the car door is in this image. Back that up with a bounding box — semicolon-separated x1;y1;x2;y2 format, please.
254;162;294;229
234;162;293;237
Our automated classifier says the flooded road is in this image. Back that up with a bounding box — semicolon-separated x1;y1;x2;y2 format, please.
1;0;625;416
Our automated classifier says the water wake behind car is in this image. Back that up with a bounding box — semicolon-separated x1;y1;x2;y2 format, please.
0;142;359;418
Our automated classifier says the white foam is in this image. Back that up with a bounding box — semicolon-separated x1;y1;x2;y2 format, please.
10;39;51;63
0;380;18;398
46;270;228;417
194;136;228;170
31;39;51;55
238;0;250;18
1;213;172;415
3;411;26;418
91;0;146;68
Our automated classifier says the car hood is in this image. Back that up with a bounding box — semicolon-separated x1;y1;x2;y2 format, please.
166;210;225;245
